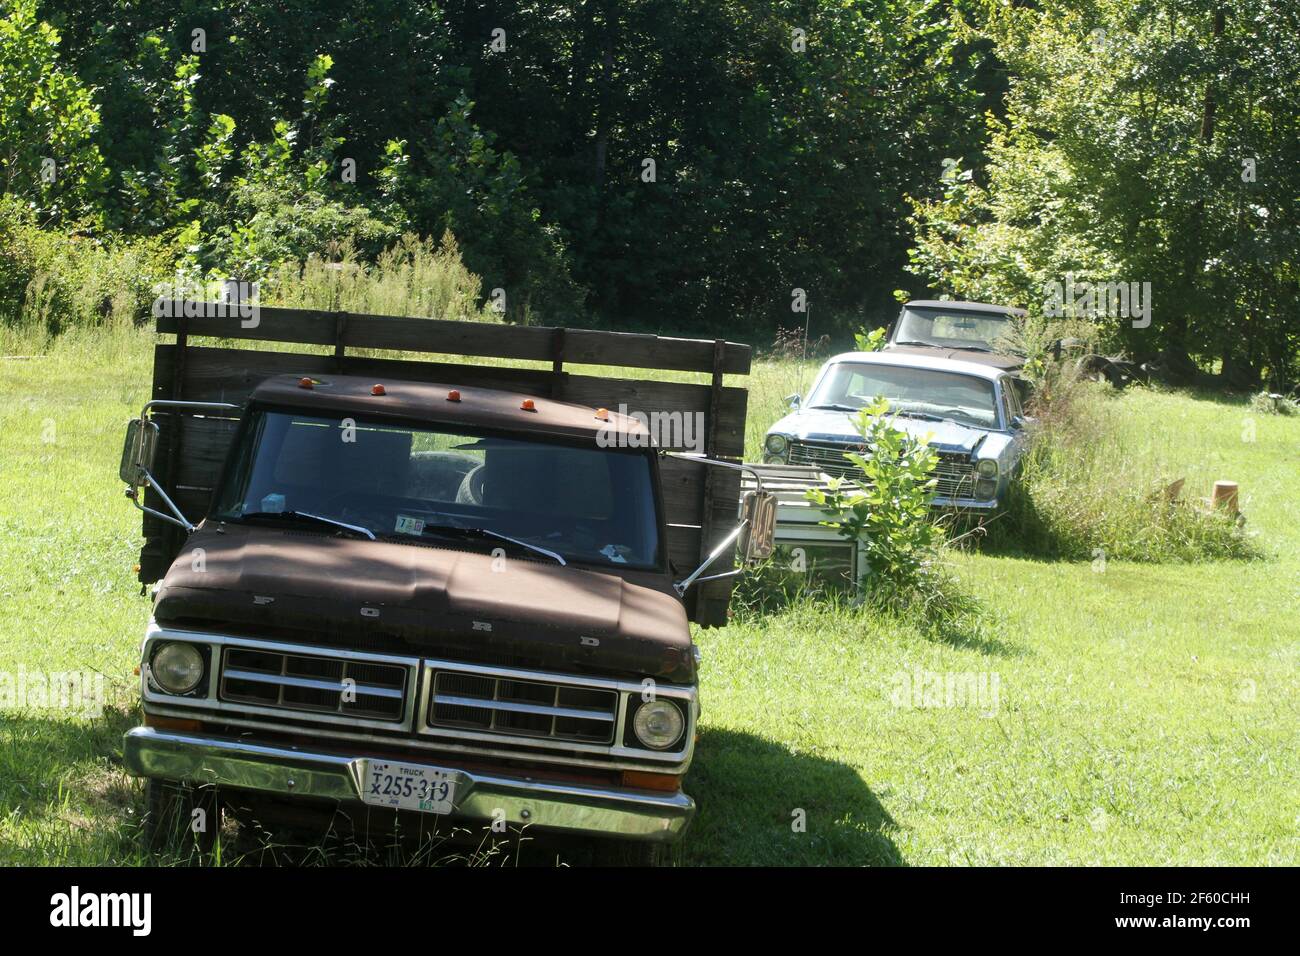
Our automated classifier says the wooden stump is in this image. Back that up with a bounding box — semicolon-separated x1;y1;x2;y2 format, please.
1211;480;1239;514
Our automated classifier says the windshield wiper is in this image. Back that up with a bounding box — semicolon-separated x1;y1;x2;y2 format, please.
238;510;376;540
892;340;935;347
891;409;947;423
808;403;859;412
419;524;566;566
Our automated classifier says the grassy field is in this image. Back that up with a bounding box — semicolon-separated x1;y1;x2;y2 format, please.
0;327;1296;865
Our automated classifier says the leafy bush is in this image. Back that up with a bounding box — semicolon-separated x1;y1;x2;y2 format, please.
805;398;956;613
1248;391;1297;416
0;197;177;333
262;232;500;323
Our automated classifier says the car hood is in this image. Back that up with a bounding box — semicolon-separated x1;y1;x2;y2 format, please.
883;344;1023;373
153;523;693;682
771;408;1009;456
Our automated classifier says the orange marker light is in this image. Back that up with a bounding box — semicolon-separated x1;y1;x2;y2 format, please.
371;384;386;396
520;399;536;411
298;377;314;389
447;389;461;402
595;407;610;421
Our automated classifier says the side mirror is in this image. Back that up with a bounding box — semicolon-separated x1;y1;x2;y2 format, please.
785;393;802;410
738;490;777;563
119;418;159;485
1010;415;1027;431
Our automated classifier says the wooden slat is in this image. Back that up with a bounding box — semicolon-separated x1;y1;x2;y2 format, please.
155;303;750;374
156;346;748;458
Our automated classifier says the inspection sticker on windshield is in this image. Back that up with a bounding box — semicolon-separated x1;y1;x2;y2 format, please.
361;761;455;814
395;514;425;535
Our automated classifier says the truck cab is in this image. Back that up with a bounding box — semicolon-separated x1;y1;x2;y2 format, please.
120;364;768;863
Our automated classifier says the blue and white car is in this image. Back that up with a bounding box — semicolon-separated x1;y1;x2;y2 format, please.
763;351;1030;511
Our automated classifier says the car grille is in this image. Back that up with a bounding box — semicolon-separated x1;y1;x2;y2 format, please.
788;441;978;499
219;647;408;722
788;440;862;479
932;451;978;499
428;668;619;744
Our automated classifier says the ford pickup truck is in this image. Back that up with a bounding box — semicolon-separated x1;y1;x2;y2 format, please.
118;303;768;865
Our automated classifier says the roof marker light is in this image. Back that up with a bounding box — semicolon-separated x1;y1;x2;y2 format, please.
447;389;461;402
298;377;314;389
521;399;536;411
371;384;386;396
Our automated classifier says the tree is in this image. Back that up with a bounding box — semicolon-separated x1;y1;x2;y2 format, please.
0;0;107;225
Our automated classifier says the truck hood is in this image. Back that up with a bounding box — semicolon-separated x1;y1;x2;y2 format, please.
153;524;694;682
771;408;1010;456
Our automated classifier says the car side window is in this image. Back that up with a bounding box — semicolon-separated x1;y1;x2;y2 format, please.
999;379;1019;426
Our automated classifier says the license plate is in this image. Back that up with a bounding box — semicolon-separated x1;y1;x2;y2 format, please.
361;761;456;814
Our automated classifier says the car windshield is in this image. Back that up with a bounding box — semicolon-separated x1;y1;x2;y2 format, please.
807;362;1000;429
211;410;662;569
895;307;1019;353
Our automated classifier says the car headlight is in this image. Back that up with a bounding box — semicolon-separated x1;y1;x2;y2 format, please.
632;699;686;750
975;459;998;479
150;642;205;695
765;433;789;456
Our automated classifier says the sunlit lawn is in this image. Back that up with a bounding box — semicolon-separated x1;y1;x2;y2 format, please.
0;327;1295;864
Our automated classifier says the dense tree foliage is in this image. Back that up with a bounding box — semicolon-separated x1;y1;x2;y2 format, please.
1;0;1295;382
909;0;1300;387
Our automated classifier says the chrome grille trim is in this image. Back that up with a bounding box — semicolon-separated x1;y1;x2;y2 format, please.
219;647;408;721
140;624;421;732
417;658;694;764
788;441;978;500
434;693;616;723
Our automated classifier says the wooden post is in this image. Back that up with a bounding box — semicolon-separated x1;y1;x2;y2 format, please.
1212;480;1239;513
333;312;349;371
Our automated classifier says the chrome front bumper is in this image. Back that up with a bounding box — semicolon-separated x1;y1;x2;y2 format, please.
123;727;694;843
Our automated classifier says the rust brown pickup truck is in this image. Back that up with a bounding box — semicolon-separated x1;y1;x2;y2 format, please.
117;303;769;864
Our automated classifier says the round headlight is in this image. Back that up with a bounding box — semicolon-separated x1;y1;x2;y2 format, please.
976;459;999;479
151;642;204;695
765;433;789;455
632;700;685;750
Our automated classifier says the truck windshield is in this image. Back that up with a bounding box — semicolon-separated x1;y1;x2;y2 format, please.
895;307;1019;354
211;410;663;569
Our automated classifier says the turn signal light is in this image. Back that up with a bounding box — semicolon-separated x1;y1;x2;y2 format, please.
621;770;682;793
595;408;610;421
371;384;386;396
447;389;461;402
520;399;536;411
143;714;203;732
298;377;314;389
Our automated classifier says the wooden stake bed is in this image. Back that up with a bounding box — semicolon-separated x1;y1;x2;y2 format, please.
140;303;751;627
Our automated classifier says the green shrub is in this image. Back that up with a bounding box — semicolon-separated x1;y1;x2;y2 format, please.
262;232;500;322
805;397;960;614
0;198;178;333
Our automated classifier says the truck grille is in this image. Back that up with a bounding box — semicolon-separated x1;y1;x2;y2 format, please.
788;441;977;499
429;668;618;744
220;647;408;722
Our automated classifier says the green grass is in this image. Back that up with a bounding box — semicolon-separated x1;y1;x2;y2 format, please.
1;327;1296;865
